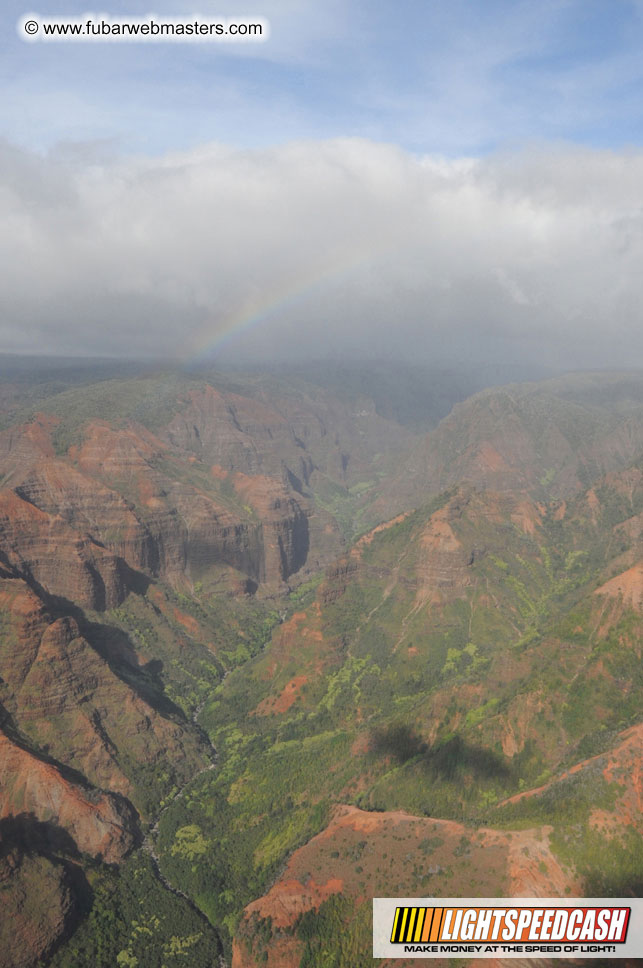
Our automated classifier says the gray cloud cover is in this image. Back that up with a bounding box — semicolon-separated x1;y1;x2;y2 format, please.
1;137;642;367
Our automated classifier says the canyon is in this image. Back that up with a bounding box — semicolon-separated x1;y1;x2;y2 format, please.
0;362;642;967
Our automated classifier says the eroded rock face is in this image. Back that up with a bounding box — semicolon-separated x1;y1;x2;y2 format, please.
161;383;407;488
0;573;208;811
0;411;334;598
414;502;474;606
14;459;160;577
0;489;127;610
0;732;136;864
231;473;311;583
0;414;56;480
163;386;297;479
318;557;358;606
0;369;416;598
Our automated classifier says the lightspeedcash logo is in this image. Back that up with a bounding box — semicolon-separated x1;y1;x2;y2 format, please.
390;905;628;945
373;898;641;959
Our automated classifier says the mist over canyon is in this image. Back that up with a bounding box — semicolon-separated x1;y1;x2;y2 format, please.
4;139;643;372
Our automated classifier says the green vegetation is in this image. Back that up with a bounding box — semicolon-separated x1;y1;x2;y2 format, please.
38;375;203;454
296;895;372;968
14;368;643;965
121;470;640;957
49;854;220;968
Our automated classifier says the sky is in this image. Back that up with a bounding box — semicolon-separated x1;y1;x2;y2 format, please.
3;0;643;367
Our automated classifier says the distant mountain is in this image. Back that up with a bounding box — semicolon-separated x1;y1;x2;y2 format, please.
372;371;643;522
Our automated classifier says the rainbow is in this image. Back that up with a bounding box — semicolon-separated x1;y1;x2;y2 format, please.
183;245;377;363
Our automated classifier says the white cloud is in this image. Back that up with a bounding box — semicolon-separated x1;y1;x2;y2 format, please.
2;137;643;367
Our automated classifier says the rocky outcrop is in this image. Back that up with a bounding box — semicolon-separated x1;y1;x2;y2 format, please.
318;557;358;605
77;419;322;586
0;489;127;610
0;573;208;813
0;731;136;863
0;370;409;600
13;458;159;577
162;382;413;497
163;386;297;479
75;421;263;582
415;502;474;606
0;416;327;596
231;473;310;583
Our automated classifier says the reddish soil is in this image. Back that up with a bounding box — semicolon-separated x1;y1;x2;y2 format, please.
243;875;345;930
594;562;643;612
0;731;135;863
414;501;472;607
509;498;542;535
172;606;203;638
232;805;576;968
254;675;309;715
500;721;643;835
350;512;413;559
474;441;510;474
553;500;567;520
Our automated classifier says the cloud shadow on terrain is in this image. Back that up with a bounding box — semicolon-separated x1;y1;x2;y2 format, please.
0;813;82;863
370;725;511;781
